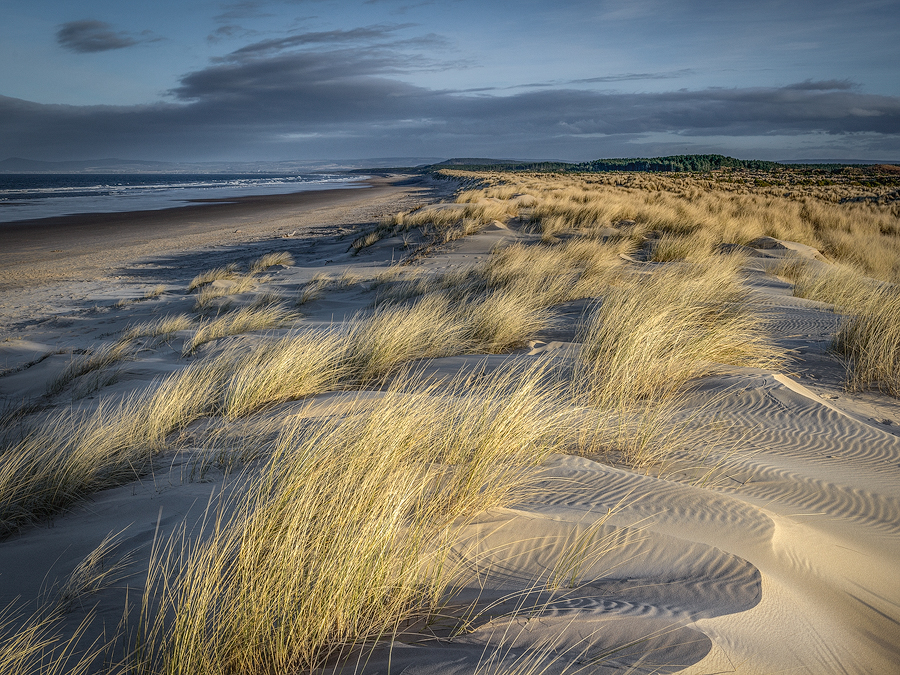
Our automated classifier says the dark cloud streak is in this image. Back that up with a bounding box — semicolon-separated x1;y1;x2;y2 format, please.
223;24;417;59
56;20;156;53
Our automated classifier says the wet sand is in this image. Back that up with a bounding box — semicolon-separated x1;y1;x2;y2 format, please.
0;175;431;292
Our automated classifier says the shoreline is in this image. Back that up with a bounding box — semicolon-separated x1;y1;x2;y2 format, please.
0;174;435;293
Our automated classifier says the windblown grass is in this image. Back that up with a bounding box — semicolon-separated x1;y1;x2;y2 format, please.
772;257;876;307
0;602;98;675
834;287;900;396
187;264;238;292
250;290;287;308
347;294;473;382
121;314;194;342
773;258;900;396
577;256;784;407
222;329;352;418
143;285;167;299
55;529;132;613
0;170;796;669
249;251;294;274
2;289;558;534
649;232;714;262
132;364;570;675
470;290;557;353
183;305;297;355
1;357;230;535
193;275;259;310
440;170;900;282
48;340;138;396
378;238;627;308
296;273;330;305
352;195;518;253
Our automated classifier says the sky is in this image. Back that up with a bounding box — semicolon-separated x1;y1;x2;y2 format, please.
1;0;899;163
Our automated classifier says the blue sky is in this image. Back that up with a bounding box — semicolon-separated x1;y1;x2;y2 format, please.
2;0;899;162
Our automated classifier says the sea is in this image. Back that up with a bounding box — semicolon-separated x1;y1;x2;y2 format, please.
0;173;366;224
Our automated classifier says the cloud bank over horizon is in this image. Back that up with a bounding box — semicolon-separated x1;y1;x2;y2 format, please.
2;1;899;162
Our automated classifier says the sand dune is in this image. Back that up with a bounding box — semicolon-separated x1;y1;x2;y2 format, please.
0;176;898;673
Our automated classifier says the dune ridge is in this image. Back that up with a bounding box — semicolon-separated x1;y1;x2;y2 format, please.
0;171;898;673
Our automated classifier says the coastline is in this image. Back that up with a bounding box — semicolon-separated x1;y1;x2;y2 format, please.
0;174;433;294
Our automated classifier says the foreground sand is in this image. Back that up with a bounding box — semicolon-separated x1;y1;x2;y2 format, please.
1;177;898;673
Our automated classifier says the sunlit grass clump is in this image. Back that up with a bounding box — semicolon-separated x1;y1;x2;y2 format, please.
183;304;297;355
122;313;194;342
249;251;294;274
188;263;239;292
833;287;900;396
1;358;230;535
133;365;569;674
773;257;900;397
578;256;784;407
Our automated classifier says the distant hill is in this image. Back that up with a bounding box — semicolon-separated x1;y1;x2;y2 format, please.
429;158;574;172
423;154;774;173
423;155;900;174
575;154;780;172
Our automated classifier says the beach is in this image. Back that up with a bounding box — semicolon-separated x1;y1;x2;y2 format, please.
0;170;898;674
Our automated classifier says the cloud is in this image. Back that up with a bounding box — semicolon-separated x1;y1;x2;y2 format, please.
4;35;900;162
56;20;157;53
222;24;416;59
207;24;260;44
510;70;696;90
570;69;695;84
782;79;856;91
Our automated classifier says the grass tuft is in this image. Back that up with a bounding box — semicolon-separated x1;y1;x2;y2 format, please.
193;275;258;310
577;257;784;407
183;305;298;355
188;263;238;292
48;340;138;396
249;252;295;274
833;287;900;396
121;314;194;342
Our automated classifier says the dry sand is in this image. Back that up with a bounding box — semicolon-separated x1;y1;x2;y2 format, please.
0;175;898;673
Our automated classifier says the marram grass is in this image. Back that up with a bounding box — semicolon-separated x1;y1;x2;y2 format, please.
132;364;571;675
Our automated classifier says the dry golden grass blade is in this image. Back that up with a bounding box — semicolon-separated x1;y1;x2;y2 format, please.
0;602;103;675
183;304;298;355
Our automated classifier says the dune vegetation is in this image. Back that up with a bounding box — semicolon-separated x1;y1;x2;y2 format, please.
1;165;898;672
774;257;900;395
